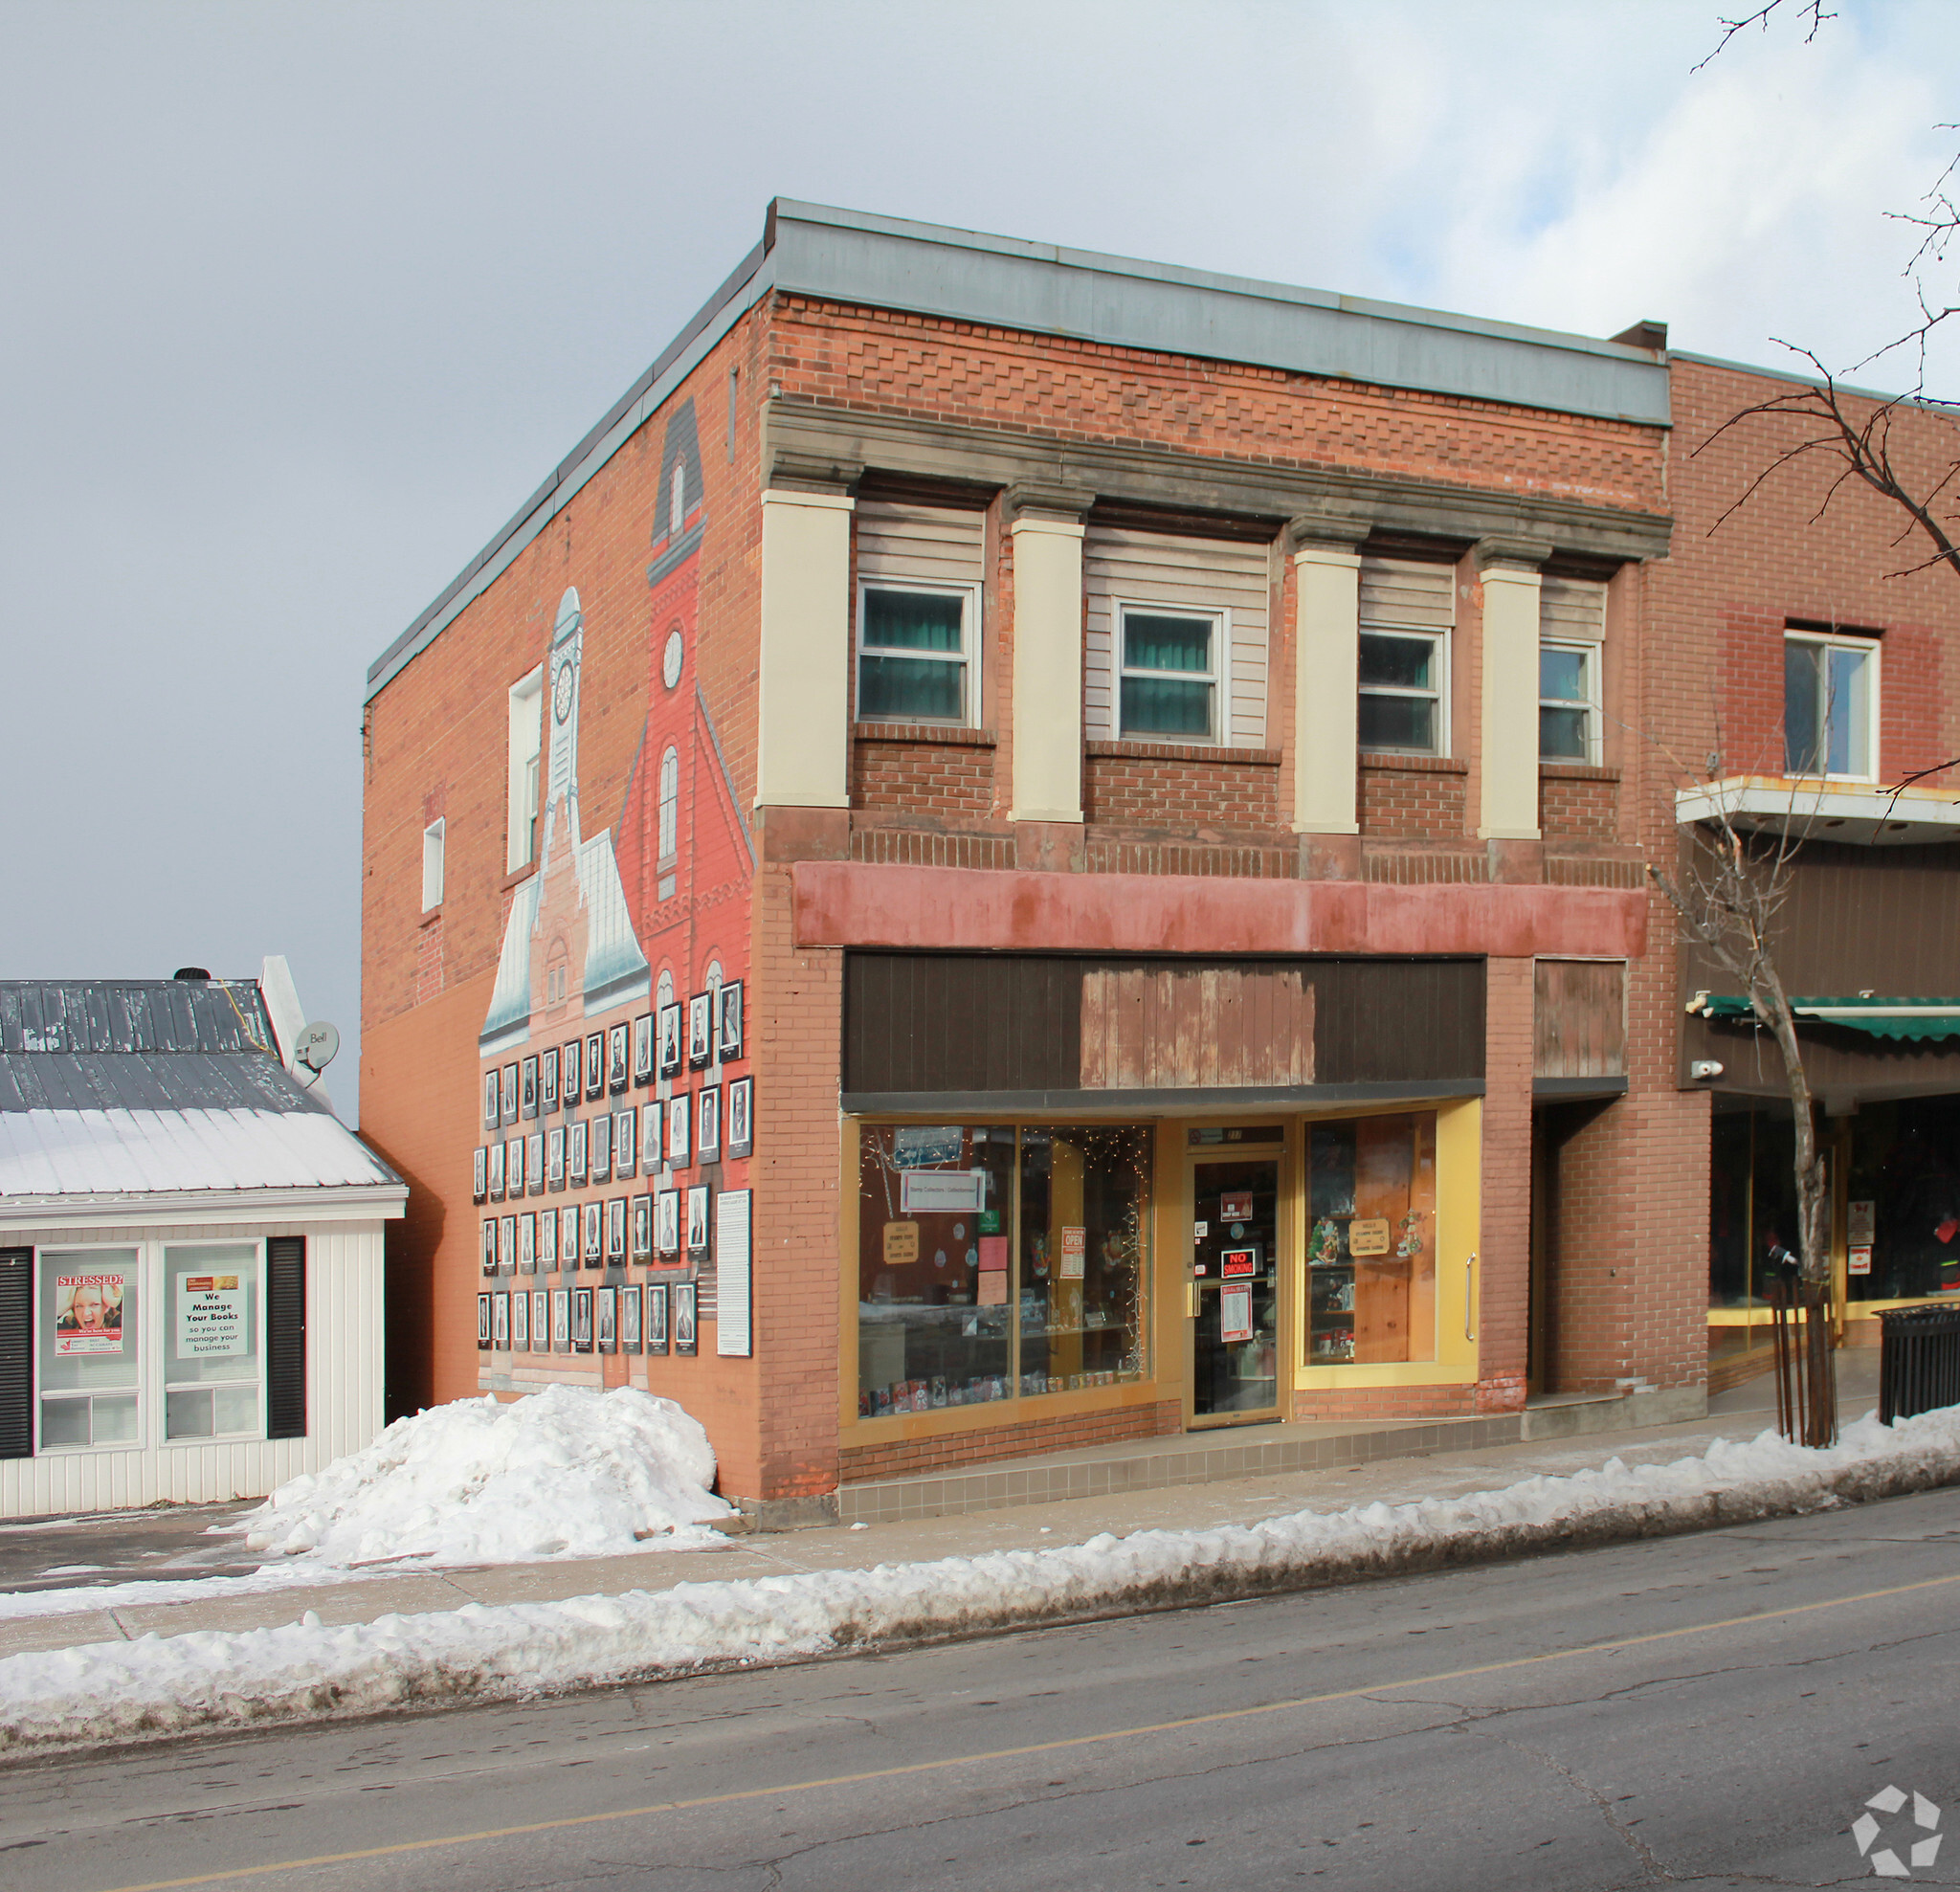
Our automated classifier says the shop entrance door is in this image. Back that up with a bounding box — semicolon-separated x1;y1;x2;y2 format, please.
1191;1157;1281;1420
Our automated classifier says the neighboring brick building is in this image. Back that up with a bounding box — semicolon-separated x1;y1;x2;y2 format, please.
360;202;1955;1515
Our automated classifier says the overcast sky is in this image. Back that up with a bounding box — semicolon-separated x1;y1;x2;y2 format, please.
5;0;1957;1124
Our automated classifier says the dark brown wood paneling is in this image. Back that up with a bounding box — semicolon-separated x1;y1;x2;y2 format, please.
1534;960;1626;1078
845;953;1082;1094
1311;960;1485;1084
1080;967;1313;1088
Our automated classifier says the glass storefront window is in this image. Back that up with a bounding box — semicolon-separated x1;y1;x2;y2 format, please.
857;1124;1150;1416
38;1249;141;1449
1847;1098;1960;1302
164;1242;264;1440
1708;1102;1801;1308
1305;1113;1437;1365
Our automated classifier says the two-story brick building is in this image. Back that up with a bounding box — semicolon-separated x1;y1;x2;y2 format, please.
360;202;1810;1515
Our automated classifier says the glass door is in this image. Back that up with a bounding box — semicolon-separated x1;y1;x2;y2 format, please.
1191;1157;1281;1419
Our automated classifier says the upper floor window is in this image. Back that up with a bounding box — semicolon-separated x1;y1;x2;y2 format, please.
1538;575;1607;764
657;746;679;863
669;462;687;539
1786;629;1878;780
1120;606;1221;740
421;818;445;912
506;670;544;873
855;501;987;727
1358;558;1454;757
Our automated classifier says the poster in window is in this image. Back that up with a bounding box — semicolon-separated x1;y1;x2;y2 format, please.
501;1062;519;1126
647;1281;670;1354
487;1141;505;1201
511;1289;529;1351
596;1285;618;1353
590;1112;612;1185
478;1293;491;1348
584;1032;604;1100
521;1056;538;1120
608;1022;630;1094
642;1101;663;1170
667;1092;691;1169
483;1071;501;1133
582;1199;603;1267
506;1136;525;1197
54;1271;127;1355
900;1169;984;1214
1060;1226;1087;1280
698;1086;721;1164
473;1146;487;1203
539;1205;558;1270
633;1193;653;1260
726;1078;753;1160
633;1012;655;1085
615;1107;636;1179
572;1287;593;1353
541;1044;560;1111
686;1184;711;1258
607;1196;627;1261
1220;1282;1254;1344
893;1125;962;1169
621;1283;642;1353
656;1189;680;1258
674;1280;698;1354
480;1219;498;1277
492;1292;509;1350
717;980;744;1063
531;1289;549;1352
177;1273;249;1357
551;1287;570;1353
568;1119;589;1187
688;991;712;1068
658;1003;683;1078
561;1037;582;1108
526;1133;544;1195
500;1216;516;1275
546;1124;566;1190
560;1205;580;1270
519;1213;537;1273
716;1190;752;1357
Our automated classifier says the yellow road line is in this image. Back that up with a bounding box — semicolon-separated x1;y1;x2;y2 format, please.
86;1566;1960;1892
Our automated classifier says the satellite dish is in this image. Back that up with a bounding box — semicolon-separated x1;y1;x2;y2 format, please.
293;1021;341;1077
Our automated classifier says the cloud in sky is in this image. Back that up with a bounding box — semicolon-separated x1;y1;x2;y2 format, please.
3;0;1955;1121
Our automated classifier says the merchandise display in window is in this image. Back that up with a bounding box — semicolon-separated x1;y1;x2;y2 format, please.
1306;1113;1437;1365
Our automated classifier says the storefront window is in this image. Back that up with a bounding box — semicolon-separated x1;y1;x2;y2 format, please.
857;1124;1150;1415
39;1249;140;1448
1305;1113;1437;1364
1847;1098;1960;1302
164;1243;264;1439
1707;1103;1801;1308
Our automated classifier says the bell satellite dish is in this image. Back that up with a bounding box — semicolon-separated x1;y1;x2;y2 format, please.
293;1021;341;1078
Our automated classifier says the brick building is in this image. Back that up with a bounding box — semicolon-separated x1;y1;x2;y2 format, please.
359;202;1958;1516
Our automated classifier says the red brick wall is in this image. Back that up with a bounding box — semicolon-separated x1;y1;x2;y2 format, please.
1082;743;1281;830
1359;754;1469;836
1479;957;1534;1412
839;1400;1182;1482
851;725;996;818
1540;766;1619;842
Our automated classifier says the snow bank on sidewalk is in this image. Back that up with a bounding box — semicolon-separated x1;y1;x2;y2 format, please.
235;1386;733;1567
8;1407;1960;1754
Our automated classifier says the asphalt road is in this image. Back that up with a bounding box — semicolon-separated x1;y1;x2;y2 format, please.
8;1486;1960;1892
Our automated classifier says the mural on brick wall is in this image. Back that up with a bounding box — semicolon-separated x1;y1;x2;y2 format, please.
472;397;755;1379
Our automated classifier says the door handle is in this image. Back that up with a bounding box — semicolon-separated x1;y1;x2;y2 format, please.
1465;1254;1478;1341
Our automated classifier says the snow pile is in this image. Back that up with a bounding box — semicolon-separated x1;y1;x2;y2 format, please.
236;1385;733;1567
8;1405;1960;1753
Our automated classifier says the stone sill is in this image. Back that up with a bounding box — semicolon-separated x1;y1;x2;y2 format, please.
1359;751;1469;774
854;722;997;747
500;862;538;894
1086;740;1281;767
417;905;442;929
1539;762;1620;782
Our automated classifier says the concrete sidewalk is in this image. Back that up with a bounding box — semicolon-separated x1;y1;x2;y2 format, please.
0;1359;1881;1664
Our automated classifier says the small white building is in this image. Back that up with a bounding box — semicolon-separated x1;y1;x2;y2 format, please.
0;965;406;1520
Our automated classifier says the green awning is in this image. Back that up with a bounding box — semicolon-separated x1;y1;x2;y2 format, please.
1687;994;1960;1041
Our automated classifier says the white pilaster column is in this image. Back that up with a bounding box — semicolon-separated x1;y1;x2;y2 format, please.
756;488;855;809
1009;511;1087;825
1476;539;1549;840
1291;536;1364;835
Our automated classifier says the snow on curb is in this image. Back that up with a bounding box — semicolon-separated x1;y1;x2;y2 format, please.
5;1409;1960;1755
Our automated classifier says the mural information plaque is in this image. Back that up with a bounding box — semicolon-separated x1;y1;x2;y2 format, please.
716;1189;753;1357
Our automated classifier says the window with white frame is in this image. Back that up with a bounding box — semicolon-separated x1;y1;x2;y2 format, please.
669;461;687;538
657;746;679;864
1357;559;1453;756
507;669;544;873
163;1242;263;1440
1538;574;1607;764
38;1250;141;1449
421;817;445;912
1785;629;1878;779
1119;605;1222;741
854;501;987;727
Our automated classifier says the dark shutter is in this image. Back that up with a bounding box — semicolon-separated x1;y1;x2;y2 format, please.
266;1236;307;1440
0;1249;31;1459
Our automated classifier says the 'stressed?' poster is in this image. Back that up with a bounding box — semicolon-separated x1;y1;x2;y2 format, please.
177;1275;249;1358
56;1273;126;1355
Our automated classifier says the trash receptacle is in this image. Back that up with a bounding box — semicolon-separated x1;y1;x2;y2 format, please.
1879;1303;1960;1424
